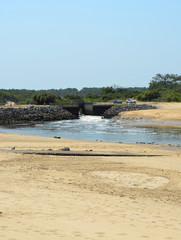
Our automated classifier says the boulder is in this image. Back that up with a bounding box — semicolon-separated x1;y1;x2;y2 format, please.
0;107;77;125
103;104;157;118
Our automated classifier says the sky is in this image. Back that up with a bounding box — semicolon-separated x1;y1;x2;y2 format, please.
1;0;181;90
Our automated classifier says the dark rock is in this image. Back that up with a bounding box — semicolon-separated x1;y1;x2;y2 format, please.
54;136;61;139
60;147;70;151
103;104;157;118
0;107;77;125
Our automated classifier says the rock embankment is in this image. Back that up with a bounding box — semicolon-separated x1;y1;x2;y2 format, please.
103;104;157;118
0;107;77;124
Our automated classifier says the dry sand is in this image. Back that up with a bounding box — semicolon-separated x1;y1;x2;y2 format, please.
0;102;181;240
0;132;181;240
119;102;181;128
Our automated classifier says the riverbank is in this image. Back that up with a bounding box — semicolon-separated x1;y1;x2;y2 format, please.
0;133;181;240
117;102;181;128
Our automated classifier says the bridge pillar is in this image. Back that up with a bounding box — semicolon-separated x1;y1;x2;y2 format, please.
83;102;93;115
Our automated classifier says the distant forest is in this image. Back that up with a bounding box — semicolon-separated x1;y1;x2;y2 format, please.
0;74;181;105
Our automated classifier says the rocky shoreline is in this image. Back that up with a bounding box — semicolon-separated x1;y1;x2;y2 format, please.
0;107;77;125
0;104;158;125
103;104;157;118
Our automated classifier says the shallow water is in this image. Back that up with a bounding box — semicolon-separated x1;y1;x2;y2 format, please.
0;115;181;144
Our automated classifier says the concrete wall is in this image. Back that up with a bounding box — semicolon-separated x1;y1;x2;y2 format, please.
51;102;114;116
93;105;114;116
83;102;93;115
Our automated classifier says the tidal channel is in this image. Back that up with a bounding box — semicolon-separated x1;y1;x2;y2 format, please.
0;115;181;144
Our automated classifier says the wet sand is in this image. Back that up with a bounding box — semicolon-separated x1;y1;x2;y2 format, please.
119;102;181;128
0;133;181;240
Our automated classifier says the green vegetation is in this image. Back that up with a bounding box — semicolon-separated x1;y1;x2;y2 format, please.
0;74;181;105
138;74;181;102
0;89;36;105
0;90;19;104
32;92;58;105
101;87;145;101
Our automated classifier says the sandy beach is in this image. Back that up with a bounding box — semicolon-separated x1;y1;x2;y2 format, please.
0;131;181;240
0;102;181;240
118;102;181;128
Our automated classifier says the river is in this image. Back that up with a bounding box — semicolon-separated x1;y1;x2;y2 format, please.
0;115;181;144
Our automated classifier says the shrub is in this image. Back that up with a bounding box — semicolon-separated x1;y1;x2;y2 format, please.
32;92;58;105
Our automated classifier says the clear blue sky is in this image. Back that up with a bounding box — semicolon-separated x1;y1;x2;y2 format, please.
1;0;181;90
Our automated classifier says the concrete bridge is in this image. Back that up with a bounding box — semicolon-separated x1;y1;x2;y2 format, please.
51;102;114;117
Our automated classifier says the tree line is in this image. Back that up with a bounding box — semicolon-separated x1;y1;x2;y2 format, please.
0;74;181;105
137;74;181;102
